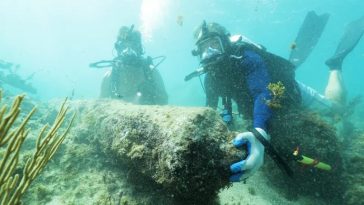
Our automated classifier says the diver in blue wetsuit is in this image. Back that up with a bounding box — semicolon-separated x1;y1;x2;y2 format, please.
190;21;300;181
188;17;364;182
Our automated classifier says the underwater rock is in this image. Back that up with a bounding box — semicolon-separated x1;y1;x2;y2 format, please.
70;99;238;204
264;109;345;204
343;132;364;205
24;99;351;205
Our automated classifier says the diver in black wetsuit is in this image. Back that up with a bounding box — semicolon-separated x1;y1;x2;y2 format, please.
98;25;168;105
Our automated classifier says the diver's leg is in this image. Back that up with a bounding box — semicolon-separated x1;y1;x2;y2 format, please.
324;15;364;105
324;70;346;105
297;81;332;109
99;70;114;98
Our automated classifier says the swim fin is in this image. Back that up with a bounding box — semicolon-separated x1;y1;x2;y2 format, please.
289;11;330;68
325;15;364;70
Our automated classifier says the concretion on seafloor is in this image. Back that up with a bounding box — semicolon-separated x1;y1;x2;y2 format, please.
265;109;345;203
72;99;238;204
24;99;356;205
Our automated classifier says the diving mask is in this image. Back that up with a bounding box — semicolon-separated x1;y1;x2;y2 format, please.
115;40;140;56
114;40;142;65
119;47;138;58
196;36;225;65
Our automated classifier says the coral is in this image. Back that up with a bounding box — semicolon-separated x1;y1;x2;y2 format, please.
0;92;74;205
33;184;52;203
266;81;285;109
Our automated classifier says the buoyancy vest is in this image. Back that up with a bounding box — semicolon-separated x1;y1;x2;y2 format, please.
111;55;158;104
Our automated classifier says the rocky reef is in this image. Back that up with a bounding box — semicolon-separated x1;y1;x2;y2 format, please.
343;131;364;205
21;99;362;205
24;99;239;204
265;109;345;204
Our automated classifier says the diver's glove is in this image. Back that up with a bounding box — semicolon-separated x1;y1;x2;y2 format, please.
220;109;233;125
230;128;270;182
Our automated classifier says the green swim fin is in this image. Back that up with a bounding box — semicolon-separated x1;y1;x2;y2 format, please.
325;15;364;70
289;11;330;68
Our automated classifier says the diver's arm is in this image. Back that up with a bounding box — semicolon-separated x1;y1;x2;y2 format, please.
99;70;113;98
151;70;168;105
204;73;219;109
229;50;272;182
242;50;272;131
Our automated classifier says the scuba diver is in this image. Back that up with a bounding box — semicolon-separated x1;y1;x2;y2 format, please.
0;60;14;70
92;25;168;105
0;60;37;94
186;12;364;182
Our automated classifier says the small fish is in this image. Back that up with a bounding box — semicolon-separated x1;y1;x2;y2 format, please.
176;15;184;26
290;42;297;50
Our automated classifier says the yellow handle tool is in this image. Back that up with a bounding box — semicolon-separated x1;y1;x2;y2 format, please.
293;148;332;171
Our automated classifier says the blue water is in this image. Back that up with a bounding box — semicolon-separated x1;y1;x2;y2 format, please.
0;0;363;106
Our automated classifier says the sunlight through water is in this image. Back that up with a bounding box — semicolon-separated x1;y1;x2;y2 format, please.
139;0;171;41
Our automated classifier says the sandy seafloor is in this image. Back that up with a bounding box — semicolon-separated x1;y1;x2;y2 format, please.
218;171;325;205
